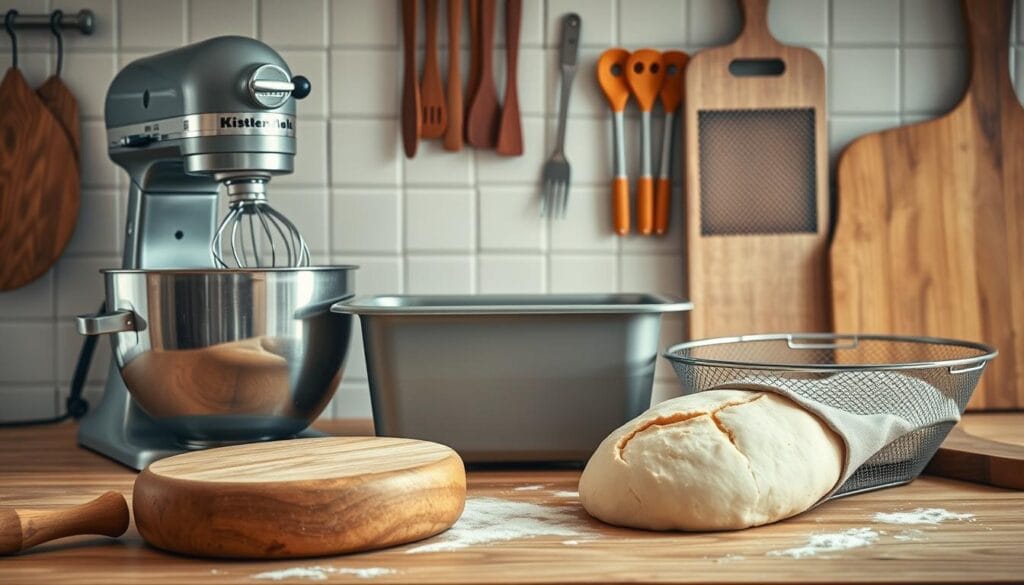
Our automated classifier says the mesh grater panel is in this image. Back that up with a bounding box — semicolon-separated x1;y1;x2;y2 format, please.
664;334;995;497
698;108;817;235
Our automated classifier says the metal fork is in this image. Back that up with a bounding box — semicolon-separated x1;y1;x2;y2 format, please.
540;13;581;218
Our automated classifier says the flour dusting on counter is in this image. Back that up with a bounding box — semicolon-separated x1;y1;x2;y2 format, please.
873;508;975;525
514;484;545;491
251;567;396;581
768;528;879;559
893;529;927;542
406;497;584;553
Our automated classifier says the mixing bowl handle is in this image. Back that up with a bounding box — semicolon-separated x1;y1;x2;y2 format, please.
76;309;138;335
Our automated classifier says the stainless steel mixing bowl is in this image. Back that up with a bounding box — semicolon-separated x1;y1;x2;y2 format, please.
77;267;356;443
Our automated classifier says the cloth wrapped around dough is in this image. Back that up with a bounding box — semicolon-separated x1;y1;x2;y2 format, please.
121;337;293;416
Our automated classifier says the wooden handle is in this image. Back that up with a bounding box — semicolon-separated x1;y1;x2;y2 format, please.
925;427;1024;490
467;0;481;115
425;0;440;66
444;0;463;150
401;0;420;158
654;178;671;235
636;177;654;235
613;177;630;235
960;0;1014;103
505;0;521;79
478;0;495;80
737;0;772;42
0;492;128;555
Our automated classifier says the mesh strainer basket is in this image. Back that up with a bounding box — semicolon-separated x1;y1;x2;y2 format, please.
663;333;997;497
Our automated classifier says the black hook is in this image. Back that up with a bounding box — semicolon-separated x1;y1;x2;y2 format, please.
50;10;64;77
4;10;16;69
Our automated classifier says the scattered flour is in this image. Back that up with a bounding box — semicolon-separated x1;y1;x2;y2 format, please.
873;508;975;525
714;554;746;563
251;567;396;581
406;497;584;553
552;490;579;498
562;540;580;545
768;528;879;559
893;529;927;542
513;484;545;491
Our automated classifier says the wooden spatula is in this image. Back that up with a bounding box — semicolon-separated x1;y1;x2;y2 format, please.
400;0;420;158
465;0;500;148
495;0;523;156
597;48;632;235
421;0;447;139
625;49;665;236
443;0;463;151
465;0;482;140
654;51;687;236
0;65;80;291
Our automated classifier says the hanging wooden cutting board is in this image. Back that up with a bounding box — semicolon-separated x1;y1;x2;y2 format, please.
132;437;466;559
37;74;81;155
0;68;80;291
684;0;829;339
830;0;1023;410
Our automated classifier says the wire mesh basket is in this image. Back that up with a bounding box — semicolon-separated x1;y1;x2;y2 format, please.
663;333;998;497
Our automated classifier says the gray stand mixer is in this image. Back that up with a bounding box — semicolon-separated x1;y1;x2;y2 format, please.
75;37;355;470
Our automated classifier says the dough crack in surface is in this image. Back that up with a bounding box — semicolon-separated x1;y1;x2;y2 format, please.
710;408;761;504
615;393;764;462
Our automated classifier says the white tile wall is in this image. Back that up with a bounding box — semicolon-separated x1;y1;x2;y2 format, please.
2;0;1023;422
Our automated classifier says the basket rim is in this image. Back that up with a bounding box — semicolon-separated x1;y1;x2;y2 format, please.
662;332;998;373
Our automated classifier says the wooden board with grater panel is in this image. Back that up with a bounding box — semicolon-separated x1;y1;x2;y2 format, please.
683;0;829;341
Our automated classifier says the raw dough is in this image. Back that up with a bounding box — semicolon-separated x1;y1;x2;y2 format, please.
579;390;844;531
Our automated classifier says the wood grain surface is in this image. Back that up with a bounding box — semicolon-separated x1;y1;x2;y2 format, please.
684;0;830;340
0;69;80;291
0;418;1021;584
132;437;466;558
36;76;80;155
829;0;1024;411
925;426;1024;490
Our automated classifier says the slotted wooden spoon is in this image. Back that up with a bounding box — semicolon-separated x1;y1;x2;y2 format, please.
421;0;447;139
625;49;666;236
597;48;632;235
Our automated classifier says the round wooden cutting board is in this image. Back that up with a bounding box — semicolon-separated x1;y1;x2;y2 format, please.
132;437;466;559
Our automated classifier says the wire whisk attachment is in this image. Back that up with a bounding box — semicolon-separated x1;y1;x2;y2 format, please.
211;179;310;269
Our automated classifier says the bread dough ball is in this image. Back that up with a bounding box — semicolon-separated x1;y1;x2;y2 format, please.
579;390;844;531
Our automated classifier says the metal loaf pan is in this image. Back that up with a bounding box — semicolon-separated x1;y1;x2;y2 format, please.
332;294;693;463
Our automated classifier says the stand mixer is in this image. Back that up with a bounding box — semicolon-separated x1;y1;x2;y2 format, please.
75;36;351;470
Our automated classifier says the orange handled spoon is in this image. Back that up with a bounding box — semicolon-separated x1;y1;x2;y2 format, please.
654;51;688;235
625;49;666;236
597;49;632;236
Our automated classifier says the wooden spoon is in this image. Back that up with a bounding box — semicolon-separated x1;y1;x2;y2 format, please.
443;0;463;150
654;50;688;235
625;49;665;236
0;492;128;555
465;0;500;148
400;0;420;158
597;48;632;235
421;0;447;139
495;0;523;156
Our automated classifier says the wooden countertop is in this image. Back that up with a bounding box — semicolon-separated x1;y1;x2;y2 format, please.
0;415;1022;584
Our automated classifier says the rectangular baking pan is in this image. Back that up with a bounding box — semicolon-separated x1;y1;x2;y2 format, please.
332;294;692;463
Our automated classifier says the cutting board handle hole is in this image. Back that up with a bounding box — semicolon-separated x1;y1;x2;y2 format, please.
728;58;785;77
633;62;645;74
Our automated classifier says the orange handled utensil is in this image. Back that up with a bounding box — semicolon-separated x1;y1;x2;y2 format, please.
625;49;666;236
654;50;688;235
597;49;632;236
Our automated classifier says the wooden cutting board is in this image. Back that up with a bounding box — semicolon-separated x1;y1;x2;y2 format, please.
0;68;80;291
684;0;829;339
927;426;1024;490
830;0;1023;410
36;75;80;155
132;437;466;559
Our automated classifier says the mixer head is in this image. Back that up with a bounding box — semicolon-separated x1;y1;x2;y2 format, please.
211;177;310;269
104;37;313;269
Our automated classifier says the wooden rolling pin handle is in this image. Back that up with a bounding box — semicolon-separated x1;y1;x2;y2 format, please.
636;177;654;235
613;177;630;235
0;491;129;555
654;177;671;235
